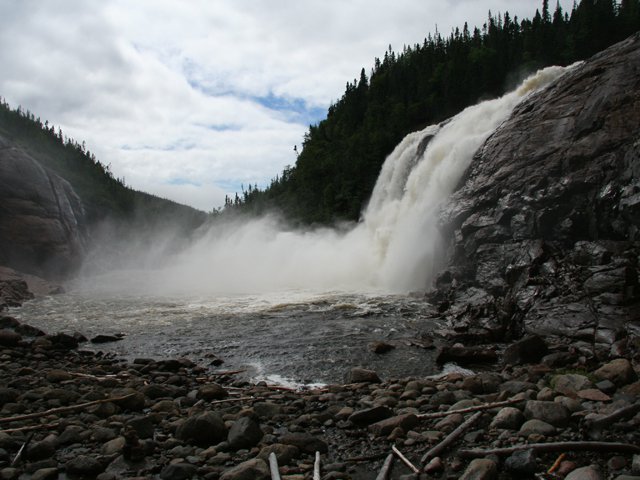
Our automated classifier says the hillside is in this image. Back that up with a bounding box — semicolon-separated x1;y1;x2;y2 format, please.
233;0;640;225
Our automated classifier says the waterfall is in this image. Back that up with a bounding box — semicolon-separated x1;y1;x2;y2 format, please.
88;65;573;296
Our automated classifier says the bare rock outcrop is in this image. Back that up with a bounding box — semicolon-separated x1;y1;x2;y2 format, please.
432;33;640;353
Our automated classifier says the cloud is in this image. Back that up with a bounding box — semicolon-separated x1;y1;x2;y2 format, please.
0;0;565;211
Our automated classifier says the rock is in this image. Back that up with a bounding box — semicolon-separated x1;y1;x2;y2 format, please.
279;433;328;454
594;358;637;386
0;388;19;406
490;407;525;430
504;449;538;474
141;383;182;399
519;419;557;436
197;383;228;401
459;458;498;480
348;406;393;425
227;416;263;450
613;476;640;480
346;367;381;383
595;379;617;394
159;463;197;480
524;400;570;427
369;341;395;353
101;437;126;455
90;334;124;344
45;369;72;382
66;455;104;476
253;402;282;419
565;465;603;480
0;329;21;347
126;416;155;439
31;468;58;480
436;345;497;364
0;468;20;480
25;438;56;461
175;412;227;446
577;389;611;401
257;444;299;465
220;458;270;480
369;414;418;437
503;335;548;365
553;374;593;397
461;372;502;394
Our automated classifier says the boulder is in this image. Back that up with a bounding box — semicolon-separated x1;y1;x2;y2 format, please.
503;335;548;365
524;401;570;427
175;412;227;446
220;458;270;480
227;416;263;450
594;359;637;386
459;458;498;480
279;432;328;454
346;367;381;383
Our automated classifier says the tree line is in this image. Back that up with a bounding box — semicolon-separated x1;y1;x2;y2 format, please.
230;0;640;224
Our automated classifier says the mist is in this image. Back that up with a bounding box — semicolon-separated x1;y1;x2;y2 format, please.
78;64;572;298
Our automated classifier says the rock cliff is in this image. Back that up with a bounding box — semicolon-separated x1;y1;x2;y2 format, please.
432;33;640;354
0;134;88;278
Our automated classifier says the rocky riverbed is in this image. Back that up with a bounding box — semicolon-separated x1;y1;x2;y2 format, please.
1;313;640;480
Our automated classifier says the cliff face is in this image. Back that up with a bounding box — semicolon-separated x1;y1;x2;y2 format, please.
433;33;640;352
0;134;88;278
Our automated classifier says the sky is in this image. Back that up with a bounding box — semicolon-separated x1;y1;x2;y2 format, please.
0;0;559;212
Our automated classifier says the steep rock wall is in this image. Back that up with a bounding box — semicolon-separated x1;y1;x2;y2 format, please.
0;134;88;278
432;33;640;353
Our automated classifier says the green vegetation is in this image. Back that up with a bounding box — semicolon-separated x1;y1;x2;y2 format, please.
0;98;206;231
232;0;640;225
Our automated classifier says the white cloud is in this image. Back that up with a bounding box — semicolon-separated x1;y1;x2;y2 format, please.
0;0;563;211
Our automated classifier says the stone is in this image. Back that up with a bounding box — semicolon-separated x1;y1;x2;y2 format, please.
0;388;19;406
461;373;502;394
553;374;593;397
101;437;126;455
90;334;124;344
490;407;525;430
279;432;328;453
459;458;498;480
141;383;182;399
257;444;299;465
160;463;197;480
66;455;104;476
175;412;227;446
348;406;392;425
436;345;497;365
197;383;228;401
503;335;548;365
227;416;263;450
346;367;381;383
0;468;20;480
594;358;637;386
577;389;611;401
25;438;56;461
220;458;270;480
519;419;557;436
595;379;617;394
253;402;282;419
524;400;570;427
369;341;395;353
565;465;603;480
0;330;21;347
126;416;155;439
504;449;538;474
31;468;58;480
369;414;418;437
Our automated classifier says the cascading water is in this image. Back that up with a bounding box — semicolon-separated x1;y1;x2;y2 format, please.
13;64;576;383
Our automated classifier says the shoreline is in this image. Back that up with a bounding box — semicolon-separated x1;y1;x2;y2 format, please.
2;308;640;479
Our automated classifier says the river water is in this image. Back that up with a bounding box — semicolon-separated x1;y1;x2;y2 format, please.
10;64;574;387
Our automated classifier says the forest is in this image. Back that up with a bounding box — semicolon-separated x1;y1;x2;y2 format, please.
230;0;640;224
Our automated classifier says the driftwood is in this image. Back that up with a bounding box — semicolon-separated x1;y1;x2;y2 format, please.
344;452;388;462
375;453;394;480
392;445;420;474
268;452;282;480
547;453;566;474
0;393;136;425
314;451;321;480
1;422;60;435
587;402;640;430
416;398;523;420
11;433;34;466
458;441;640;458
209;396;260;405
421;411;482;464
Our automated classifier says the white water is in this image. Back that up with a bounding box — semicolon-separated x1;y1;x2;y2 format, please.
82;65;571;298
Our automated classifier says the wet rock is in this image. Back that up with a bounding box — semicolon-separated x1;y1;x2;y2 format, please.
436;345;497;365
461;373;502;394
346;367;381;383
0;329;21;347
369;413;418;437
197;383;228;401
490;407;525;430
227;416;263;450
553;374;593;397
175;412;227;446
66;455;104;477
565;465;603;480
46;332;79;349
141;383;182;399
220;458;270;480
369;341;395;354
90;334;124;344
524;400;570;427
594;358;637;386
348;406;392;425
503;335;548;365
279;432;328;454
504;449;538;475
459;458;497;480
160;463;197;480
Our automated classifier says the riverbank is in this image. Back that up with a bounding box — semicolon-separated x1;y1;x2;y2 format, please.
1;313;640;480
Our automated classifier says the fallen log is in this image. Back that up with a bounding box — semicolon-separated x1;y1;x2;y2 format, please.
458;441;640;458
421;411;482;464
0;393;136;425
416;398;523;420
